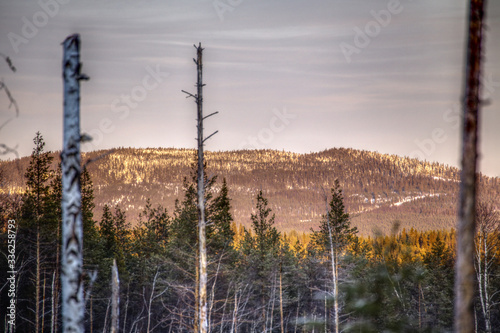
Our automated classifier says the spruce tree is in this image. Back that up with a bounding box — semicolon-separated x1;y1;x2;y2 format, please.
18;132;56;332
240;190;281;332
311;180;357;256
208;178;235;252
310;179;357;333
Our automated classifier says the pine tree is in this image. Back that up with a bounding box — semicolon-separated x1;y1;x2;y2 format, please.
19;132;56;332
240;190;281;332
310;179;357;333
133;199;171;258
311;180;357;255
208;178;235;252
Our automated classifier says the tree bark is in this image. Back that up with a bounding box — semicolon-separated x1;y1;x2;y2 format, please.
475;203;498;333
61;34;86;333
325;194;339;333
230;291;238;333
455;1;485;332
51;270;56;333
41;275;46;333
111;259;120;333
36;226;40;333
279;264;284;333
196;43;209;333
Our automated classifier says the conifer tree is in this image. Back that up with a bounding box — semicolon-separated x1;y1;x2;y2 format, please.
208;178;235;252
20;132;56;332
311;179;357;333
240;190;281;332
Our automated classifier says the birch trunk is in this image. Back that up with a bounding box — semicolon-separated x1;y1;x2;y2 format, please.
61;34;86;333
455;1;485;332
111;259;120;333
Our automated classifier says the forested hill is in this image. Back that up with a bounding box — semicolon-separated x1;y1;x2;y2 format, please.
2;147;499;234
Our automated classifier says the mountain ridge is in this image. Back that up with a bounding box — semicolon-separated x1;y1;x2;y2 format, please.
2;147;499;235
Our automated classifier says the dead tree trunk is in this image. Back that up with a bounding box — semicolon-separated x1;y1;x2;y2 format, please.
61;34;88;333
183;43;218;333
111;259;120;333
36;226;40;333
475;202;499;333
51;270;56;333
195;42;208;333
455;1;485;332
323;191;339;333
279;263;284;333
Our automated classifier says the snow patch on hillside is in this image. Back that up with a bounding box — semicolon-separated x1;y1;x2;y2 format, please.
391;193;440;207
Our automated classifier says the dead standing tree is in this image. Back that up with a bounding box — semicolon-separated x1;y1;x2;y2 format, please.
61;34;89;333
182;43;218;333
455;1;486;332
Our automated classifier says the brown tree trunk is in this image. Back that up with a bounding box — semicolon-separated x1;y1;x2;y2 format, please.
455;1;485;332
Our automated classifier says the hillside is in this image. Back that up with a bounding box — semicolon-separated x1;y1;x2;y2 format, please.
2;147;499;235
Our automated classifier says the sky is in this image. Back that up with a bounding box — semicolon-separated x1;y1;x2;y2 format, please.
0;0;499;177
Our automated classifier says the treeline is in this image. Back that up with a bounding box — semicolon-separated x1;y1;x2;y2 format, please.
1;133;500;332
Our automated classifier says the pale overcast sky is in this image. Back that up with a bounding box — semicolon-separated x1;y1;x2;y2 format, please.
1;0;499;176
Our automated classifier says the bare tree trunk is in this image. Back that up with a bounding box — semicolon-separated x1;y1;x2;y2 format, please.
475;203;498;333
269;273;277;332
102;299;111;333
455;1;485;332
195;262;199;333
51;270;56;333
324;193;339;333
54;213;61;333
279;264;284;333
42;275;46;333
61;34;87;333
122;283;130;333
294;297;299;333
111;259;120;333
230;291;238;333
196;43;209;333
147;270;158;333
90;295;93;333
183;42;218;333
208;255;223;333
455;1;485;333
36;227;40;333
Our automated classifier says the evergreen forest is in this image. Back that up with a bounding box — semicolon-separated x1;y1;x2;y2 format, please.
1;133;500;332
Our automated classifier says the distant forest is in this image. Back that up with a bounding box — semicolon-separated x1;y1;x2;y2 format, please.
2;144;499;235
1;133;499;332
